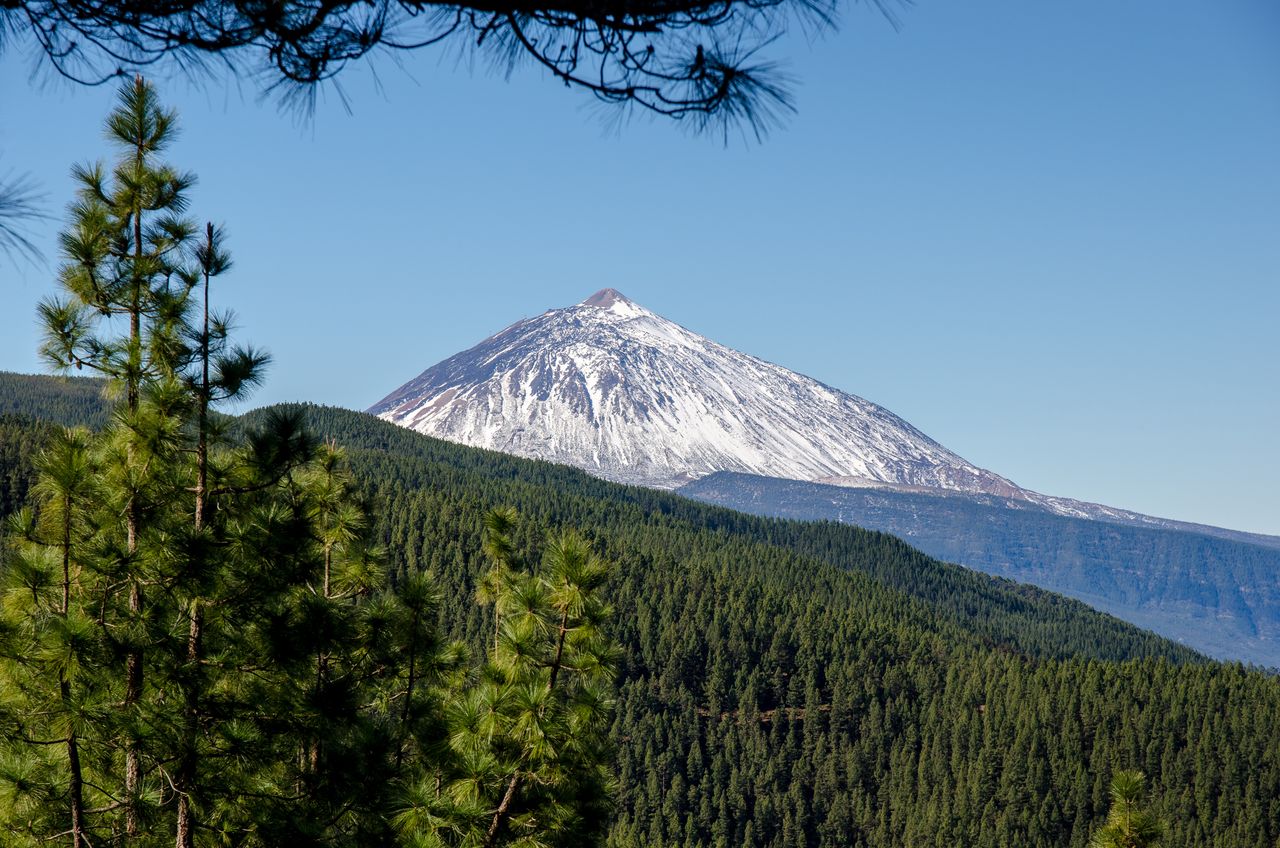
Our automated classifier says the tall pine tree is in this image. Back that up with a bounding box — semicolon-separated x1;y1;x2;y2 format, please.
1;77;620;848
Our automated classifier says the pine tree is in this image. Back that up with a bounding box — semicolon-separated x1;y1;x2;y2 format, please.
258;442;465;848
1089;770;1165;848
397;514;619;847
0;75;467;848
37;74;200;838
0;428;100;848
1;79;624;846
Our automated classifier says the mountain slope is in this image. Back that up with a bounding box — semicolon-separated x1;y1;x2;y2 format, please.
681;471;1280;667
369;293;1277;551
367;295;1280;667
370;289;1022;494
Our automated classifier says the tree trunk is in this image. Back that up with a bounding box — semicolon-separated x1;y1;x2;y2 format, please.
395;607;420;770
178;228;215;848
174;600;203;848
547;609;569;692
195;224;211;533
309;544;333;776
60;507;87;848
124;578;142;837
484;773;522;848
64;678;87;848
124;111;145;836
61;493;71;615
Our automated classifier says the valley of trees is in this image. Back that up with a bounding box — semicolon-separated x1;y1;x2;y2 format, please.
278;404;1280;848
1;79;1279;848
5;384;1280;847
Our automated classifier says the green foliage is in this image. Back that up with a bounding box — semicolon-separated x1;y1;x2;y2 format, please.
273;404;1202;665
0;74;211;846
6;386;1280;848
402;521;617;847
1089;771;1164;848
0;414;55;518
0;78;623;848
39;76;199;400
276;404;1280;848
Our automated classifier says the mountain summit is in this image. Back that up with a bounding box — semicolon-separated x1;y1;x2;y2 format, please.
580;287;631;308
369;290;1280;543
369;289;1023;492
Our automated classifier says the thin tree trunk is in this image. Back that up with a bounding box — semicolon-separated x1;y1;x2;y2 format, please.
177;225;215;848
174;599;202;848
395;607;420;770
128;121;143;415
124;86;146;835
62;493;72;614
124;579;142;836
60;505;87;848
485;774;522;848
123;149;145;845
323;545;331;598
64;678;87;848
195;223;211;533
309;544;333;776
547;609;569;693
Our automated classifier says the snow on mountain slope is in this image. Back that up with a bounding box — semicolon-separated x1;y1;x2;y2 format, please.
369;288;1280;547
369;288;1023;493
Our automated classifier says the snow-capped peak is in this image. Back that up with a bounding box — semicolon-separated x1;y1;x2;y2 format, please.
579;288;653;321
369;290;1027;495
581;287;629;308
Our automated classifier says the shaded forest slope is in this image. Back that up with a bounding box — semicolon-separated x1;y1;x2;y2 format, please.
1;375;1277;847
681;472;1280;666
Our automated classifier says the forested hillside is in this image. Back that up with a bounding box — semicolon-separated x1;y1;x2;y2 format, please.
681;472;1280;666
0;371;108;428
2;382;1278;847
0;414;52;518
279;405;1197;664
278;405;1280;848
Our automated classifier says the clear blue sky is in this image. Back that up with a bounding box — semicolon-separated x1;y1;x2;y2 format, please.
2;0;1277;534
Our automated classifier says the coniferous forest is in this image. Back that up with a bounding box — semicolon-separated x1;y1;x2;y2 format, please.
3;384;1279;848
1;79;1279;848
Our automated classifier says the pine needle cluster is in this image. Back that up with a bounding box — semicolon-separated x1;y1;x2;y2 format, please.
1089;770;1165;848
